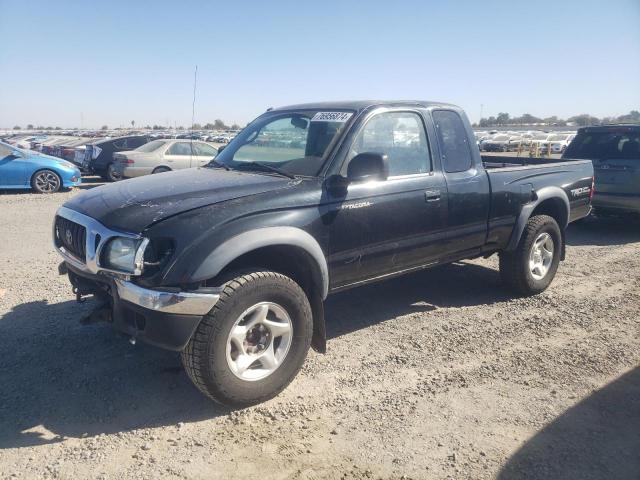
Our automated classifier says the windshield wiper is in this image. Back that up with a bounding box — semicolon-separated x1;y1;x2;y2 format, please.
207;159;231;171
237;161;296;179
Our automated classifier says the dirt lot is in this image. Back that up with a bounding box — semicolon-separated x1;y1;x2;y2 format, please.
0;181;639;480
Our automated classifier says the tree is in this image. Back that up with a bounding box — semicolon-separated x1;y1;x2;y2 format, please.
101;125;109;130
617;110;640;123
567;114;599;127
54;126;62;130
131;120;135;128
12;125;20;130
203;123;215;130
27;124;34;129
144;125;151;130
478;116;496;127
515;113;541;125
231;123;241;130
214;119;228;130
496;112;510;125
192;123;202;130
153;125;163;130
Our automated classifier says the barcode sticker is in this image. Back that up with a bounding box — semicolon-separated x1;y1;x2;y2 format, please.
311;112;353;122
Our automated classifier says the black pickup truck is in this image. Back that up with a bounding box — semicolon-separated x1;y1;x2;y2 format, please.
54;101;593;406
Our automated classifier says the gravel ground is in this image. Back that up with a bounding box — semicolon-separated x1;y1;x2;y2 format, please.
0;182;638;480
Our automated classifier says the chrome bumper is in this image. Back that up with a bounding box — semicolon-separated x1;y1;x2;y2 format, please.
114;279;220;316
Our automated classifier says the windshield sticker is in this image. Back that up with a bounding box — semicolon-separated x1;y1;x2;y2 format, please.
311;112;353;122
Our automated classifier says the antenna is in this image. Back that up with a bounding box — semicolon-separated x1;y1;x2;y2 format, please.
190;65;198;164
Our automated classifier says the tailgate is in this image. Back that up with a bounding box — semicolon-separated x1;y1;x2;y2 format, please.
593;158;640;195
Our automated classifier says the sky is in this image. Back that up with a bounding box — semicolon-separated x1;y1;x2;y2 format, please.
1;0;639;129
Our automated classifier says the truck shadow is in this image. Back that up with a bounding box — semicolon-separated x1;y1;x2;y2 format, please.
325;261;507;339
566;215;640;247
0;261;504;449
498;366;640;480
0;299;228;449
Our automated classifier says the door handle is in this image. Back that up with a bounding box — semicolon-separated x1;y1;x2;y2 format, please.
425;189;441;202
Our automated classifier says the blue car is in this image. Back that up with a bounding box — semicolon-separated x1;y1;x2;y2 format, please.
0;141;81;193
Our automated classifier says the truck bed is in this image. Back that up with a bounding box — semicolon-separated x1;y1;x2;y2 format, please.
481;155;587;169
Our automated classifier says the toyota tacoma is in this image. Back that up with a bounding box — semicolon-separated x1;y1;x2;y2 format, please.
54;101;594;406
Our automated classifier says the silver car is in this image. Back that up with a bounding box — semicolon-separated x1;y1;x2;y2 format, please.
113;139;218;179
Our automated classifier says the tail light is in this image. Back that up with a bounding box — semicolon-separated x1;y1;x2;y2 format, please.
590;176;595;201
120;157;135;164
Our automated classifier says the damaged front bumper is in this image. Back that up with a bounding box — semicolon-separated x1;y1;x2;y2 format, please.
61;262;221;351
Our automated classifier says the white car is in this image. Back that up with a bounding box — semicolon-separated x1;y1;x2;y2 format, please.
538;133;576;154
113;139;218;179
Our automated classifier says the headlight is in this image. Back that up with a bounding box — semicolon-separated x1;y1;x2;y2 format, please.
101;237;148;274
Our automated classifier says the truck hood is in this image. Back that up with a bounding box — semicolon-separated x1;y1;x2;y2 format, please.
62;167;295;232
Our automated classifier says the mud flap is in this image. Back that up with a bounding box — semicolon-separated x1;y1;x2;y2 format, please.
310;292;326;353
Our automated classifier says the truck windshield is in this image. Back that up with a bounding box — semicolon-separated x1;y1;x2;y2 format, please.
212;110;354;176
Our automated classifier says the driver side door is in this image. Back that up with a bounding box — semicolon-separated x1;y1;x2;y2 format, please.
325;110;448;290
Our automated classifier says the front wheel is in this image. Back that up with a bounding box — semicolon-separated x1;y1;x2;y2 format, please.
31;169;61;193
181;271;313;407
499;214;562;296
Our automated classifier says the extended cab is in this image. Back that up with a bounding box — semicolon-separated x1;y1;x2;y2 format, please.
53;101;594;406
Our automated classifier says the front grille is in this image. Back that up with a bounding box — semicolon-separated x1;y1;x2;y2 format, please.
55;216;87;262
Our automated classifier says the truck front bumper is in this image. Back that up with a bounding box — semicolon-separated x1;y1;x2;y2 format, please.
63;263;221;351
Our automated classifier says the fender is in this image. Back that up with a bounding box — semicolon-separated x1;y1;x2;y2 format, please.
192;226;330;299
506;186;570;252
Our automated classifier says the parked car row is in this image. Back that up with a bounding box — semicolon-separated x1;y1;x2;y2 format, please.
475;130;576;153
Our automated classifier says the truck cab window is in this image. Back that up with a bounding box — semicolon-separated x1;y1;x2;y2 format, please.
347;112;430;177
432;110;473;173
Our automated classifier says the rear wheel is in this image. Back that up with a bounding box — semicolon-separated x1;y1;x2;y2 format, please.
181;270;313;406
104;163;120;182
152;166;171;174
499;214;562;295
31;169;61;193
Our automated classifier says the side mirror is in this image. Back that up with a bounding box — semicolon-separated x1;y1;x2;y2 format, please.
347;152;388;182
216;145;226;155
8;151;22;159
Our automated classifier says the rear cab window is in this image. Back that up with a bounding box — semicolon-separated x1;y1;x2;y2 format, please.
432;110;473;173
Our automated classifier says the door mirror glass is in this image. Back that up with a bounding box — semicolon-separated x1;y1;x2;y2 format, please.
347;152;388;182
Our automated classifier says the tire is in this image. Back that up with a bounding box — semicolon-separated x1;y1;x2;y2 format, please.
181;270;313;407
31;169;61;193
104;163;121;182
499;214;562;296
152;166;171;174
